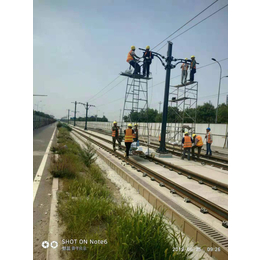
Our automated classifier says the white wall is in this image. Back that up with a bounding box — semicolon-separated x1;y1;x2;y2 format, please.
75;121;228;148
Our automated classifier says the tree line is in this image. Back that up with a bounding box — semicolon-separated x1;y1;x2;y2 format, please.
75;116;108;122
33;110;55;119
123;102;228;124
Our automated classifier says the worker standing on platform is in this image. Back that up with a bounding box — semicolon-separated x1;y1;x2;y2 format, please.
133;123;139;143
205;128;213;157
189;55;196;82
112;121;121;151
192;134;203;159
124;123;134;158
142;46;153;78
181;58;189;84
126;46;141;75
182;132;192;160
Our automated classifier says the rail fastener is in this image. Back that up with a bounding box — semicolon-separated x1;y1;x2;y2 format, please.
212;186;218;190
159;182;165;187
170;189;176;194
184;197;191;203
199;180;204;184
200;207;208;214
222;221;228;228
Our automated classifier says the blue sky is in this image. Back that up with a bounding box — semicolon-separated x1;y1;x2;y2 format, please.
33;0;228;120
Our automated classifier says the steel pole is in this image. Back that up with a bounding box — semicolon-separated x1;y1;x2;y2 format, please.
215;61;222;124
85;102;88;130
74;101;77;126
158;41;173;153
68;109;70;124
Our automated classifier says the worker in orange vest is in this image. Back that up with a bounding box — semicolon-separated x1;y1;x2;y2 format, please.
181;58;189;84
205;128;213;157
182;132;192;160
192;134;203;159
112;121;121;151
133;123;139;142
124;123;134;158
189;55;196;82
126;46;141;75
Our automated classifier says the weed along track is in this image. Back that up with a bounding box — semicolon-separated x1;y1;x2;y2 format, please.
70;125;228;260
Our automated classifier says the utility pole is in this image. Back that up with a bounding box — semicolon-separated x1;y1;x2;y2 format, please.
119;109;122;123
139;43;197;154
226;95;228;105
158;42;173;153
67;109;70;124
158;101;162;113
78;102;95;130
71;101;77;126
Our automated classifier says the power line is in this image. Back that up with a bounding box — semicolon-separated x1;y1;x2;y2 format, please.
88;75;121;102
156;4;228;52
90;77;126;102
151;0;219;50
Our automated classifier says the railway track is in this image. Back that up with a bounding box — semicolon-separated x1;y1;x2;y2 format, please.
73;126;228;194
71;126;228;222
84;126;228;170
70;126;228;260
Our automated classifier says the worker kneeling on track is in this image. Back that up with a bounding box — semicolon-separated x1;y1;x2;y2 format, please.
182;132;192;160
112;121;122;151
192;134;203;159
124;123;134;159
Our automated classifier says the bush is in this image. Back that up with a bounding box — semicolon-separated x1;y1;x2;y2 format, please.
57;122;63;128
50;153;82;178
79;142;96;167
108;207;192;260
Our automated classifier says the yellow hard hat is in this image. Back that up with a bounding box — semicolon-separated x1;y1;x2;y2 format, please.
131;45;135;50
146;45;150;50
185;58;188;60
191;55;195;58
113;121;117;124
185;132;188;135
192;134;196;138
134;123;138;126
128;123;132;127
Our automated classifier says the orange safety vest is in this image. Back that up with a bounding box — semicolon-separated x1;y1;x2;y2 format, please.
196;135;203;147
125;128;133;142
126;50;134;63
133;129;138;139
112;128;116;137
207;132;212;144
191;60;196;69
159;135;161;141
183;136;192;148
181;63;188;71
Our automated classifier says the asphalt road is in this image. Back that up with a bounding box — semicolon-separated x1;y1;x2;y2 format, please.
33;123;57;179
33;123;57;260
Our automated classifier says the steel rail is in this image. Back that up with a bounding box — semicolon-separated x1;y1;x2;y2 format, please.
71;126;228;221
73;126;228;194
84;126;228;167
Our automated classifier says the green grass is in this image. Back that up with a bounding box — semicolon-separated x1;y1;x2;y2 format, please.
52;125;195;260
